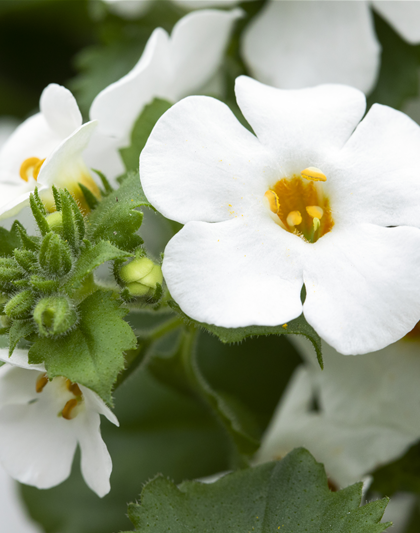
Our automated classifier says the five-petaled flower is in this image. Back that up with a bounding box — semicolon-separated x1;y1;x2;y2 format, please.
141;76;420;355
0;349;118;497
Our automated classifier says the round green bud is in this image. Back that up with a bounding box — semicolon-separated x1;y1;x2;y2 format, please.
46;211;63;234
119;258;163;298
33;296;77;337
4;290;35;318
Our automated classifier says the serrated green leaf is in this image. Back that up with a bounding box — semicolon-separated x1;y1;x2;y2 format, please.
8;319;35;357
63;240;130;293
123;448;390;533
120;98;172;172
169;301;323;369
87;171;150;251
28;291;137;405
0;226;21;257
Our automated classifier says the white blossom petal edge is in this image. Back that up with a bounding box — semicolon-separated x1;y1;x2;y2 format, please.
0;349;118;497
141;76;420;355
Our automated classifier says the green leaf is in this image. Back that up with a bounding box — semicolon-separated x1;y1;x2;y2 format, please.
0;226;21;257
169;301;323;369
63;240;130;293
8;319;35;357
120;98;172;172
367;10;420;110
87;171;150;251
123;448;390;533
28;291;137;405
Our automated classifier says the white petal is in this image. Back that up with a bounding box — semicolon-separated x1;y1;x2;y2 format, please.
103;0;151;19
329;104;420;228
0;349;45;372
83;130;125;186
0;366;39;407
381;492;417;532
163;216;304;327
37;121;98;188
372;0;420;44
303;224;420;355
0;402;77;489
241;1;380;94
81;387;119;427
39;84;82;138
76;409;113;497
0;117;19;150
169;9;243;100
174;0;243;8
140;95;275;224
235;76;366;177
90;28;170;144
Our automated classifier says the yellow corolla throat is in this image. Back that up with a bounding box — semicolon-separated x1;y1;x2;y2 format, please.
19;157;45;182
36;373;84;420
264;167;334;243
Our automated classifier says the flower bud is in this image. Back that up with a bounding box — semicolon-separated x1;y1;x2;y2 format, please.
0;257;23;284
46;211;63;234
13;249;37;273
33;296;78;337
4;290;35;318
39;232;73;277
119;258;163;297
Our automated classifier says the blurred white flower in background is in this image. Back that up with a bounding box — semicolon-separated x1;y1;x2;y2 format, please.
90;8;242;151
242;1;420;94
257;334;420;488
0;350;118;497
141;75;420;355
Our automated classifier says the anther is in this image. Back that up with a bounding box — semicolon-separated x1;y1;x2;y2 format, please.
264;190;280;214
67;381;82;397
313;218;321;232
306;205;324;219
301;167;327;182
287;211;302;227
36;373;49;393
19;157;45;182
62;399;79;420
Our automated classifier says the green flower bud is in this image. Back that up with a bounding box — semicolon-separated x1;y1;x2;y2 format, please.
13;249;37;273
0;257;23;285
119;258;163;298
33;296;77;337
39;232;73;277
46;211;63;234
5;290;35;318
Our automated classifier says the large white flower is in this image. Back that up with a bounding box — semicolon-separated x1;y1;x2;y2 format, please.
257;335;420;489
242;1;420;94
140;76;420;355
0;83;123;219
90;8;242;149
0;349;118;497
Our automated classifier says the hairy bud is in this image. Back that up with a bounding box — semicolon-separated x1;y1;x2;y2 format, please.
4;290;35;318
33;296;77;337
119;257;163;297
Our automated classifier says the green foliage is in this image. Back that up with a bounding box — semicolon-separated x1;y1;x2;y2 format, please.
28;291;137;405
0;225;21;257
120;98;172;172
169;301;323;368
8;319;35;356
87;171;150;251
123;448;390;533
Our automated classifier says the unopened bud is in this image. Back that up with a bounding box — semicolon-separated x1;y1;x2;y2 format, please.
13;249;37;273
33;296;77;337
119;258;163;297
5;290;35;318
46;211;63;234
39;233;72;276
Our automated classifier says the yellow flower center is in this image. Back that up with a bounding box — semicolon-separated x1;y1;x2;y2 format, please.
36;373;84;420
19;157;45;182
265;167;334;243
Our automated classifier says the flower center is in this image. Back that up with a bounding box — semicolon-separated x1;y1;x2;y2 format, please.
19;157;45;182
264;167;334;243
36;373;84;420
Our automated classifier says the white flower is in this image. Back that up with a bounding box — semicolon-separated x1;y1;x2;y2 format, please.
0;83;123;220
242;1;420;94
140;76;420;355
0;349;118;497
0;464;42;533
102;0;242;19
256;335;420;488
90;8;242;149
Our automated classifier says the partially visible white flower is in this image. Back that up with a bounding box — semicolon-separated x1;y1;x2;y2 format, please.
103;0;242;19
0;349;118;497
140;76;420;355
257;335;420;488
0;117;19;148
242;1;420;94
0;464;42;533
90;9;242;148
0;84;123;220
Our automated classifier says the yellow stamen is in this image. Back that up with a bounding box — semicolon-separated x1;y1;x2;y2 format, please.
286;210;302;227
19;157;45;182
67;381;82;397
301;167;327;182
306;205;324;219
264;190;280;214
36;373;49;393
313;217;321;232
62;399;79;420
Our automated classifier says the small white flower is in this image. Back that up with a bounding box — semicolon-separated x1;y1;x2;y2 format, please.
90;8;242;149
0;84;123;220
0;349;118;497
140;76;420;354
242;1;420;94
257;335;420;488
